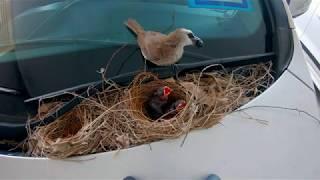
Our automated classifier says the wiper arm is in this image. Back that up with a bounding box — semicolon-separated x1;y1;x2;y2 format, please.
175;52;275;73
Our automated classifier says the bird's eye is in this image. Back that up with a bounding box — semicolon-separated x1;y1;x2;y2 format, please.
187;33;195;39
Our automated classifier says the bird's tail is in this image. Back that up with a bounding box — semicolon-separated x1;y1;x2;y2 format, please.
125;18;144;35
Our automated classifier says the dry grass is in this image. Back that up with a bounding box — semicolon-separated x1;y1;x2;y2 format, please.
32;101;64;121
25;62;273;159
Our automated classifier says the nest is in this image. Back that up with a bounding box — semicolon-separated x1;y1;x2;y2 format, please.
127;72;189;122
25;62;273;159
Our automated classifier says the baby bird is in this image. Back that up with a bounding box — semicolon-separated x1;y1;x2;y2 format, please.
164;99;187;119
125;18;204;66
146;86;172;120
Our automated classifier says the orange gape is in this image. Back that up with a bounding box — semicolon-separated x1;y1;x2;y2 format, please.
146;86;172;120
125;18;203;66
163;86;172;96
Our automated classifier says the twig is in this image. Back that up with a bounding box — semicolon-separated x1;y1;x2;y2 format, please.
235;105;320;124
102;44;128;82
235;111;269;125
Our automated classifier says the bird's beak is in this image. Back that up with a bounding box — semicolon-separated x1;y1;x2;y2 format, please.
191;36;204;48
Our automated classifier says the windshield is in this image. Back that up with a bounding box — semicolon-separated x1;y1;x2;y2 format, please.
0;0;272;97
2;0;270;58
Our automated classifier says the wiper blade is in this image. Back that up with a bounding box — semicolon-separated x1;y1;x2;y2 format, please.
175;52;275;73
27;51;275;131
184;51;214;60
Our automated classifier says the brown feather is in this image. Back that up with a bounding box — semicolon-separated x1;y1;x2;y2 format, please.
125;18;144;35
125;19;194;66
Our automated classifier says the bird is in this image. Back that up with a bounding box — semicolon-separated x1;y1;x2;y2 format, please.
164;99;187;119
125;18;204;66
146;86;172;120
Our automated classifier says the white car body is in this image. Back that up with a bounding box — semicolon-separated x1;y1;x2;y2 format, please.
1;1;320;179
294;0;320;91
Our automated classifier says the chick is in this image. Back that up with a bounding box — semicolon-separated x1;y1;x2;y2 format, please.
125;18;204;66
146;86;172;120
164;99;187;119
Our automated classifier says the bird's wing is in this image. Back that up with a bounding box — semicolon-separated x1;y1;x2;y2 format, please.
156;37;180;64
141;32;169;63
137;36;151;60
163;38;178;48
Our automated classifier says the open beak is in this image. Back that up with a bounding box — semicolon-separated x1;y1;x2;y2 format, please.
163;86;172;96
191;36;204;48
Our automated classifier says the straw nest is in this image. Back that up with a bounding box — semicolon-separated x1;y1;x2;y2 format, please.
25;62;273;159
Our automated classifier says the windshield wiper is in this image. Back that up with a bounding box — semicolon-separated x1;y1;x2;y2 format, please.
0;39;274;68
174;52;275;74
26;52;275;128
183;51;214;60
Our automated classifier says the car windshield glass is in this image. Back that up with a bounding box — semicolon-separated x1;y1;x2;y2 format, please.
0;0;273;97
1;0;270;60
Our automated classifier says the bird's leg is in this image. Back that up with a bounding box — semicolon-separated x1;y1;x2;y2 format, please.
172;64;182;81
138;50;148;72
144;59;147;72
145;59;158;71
